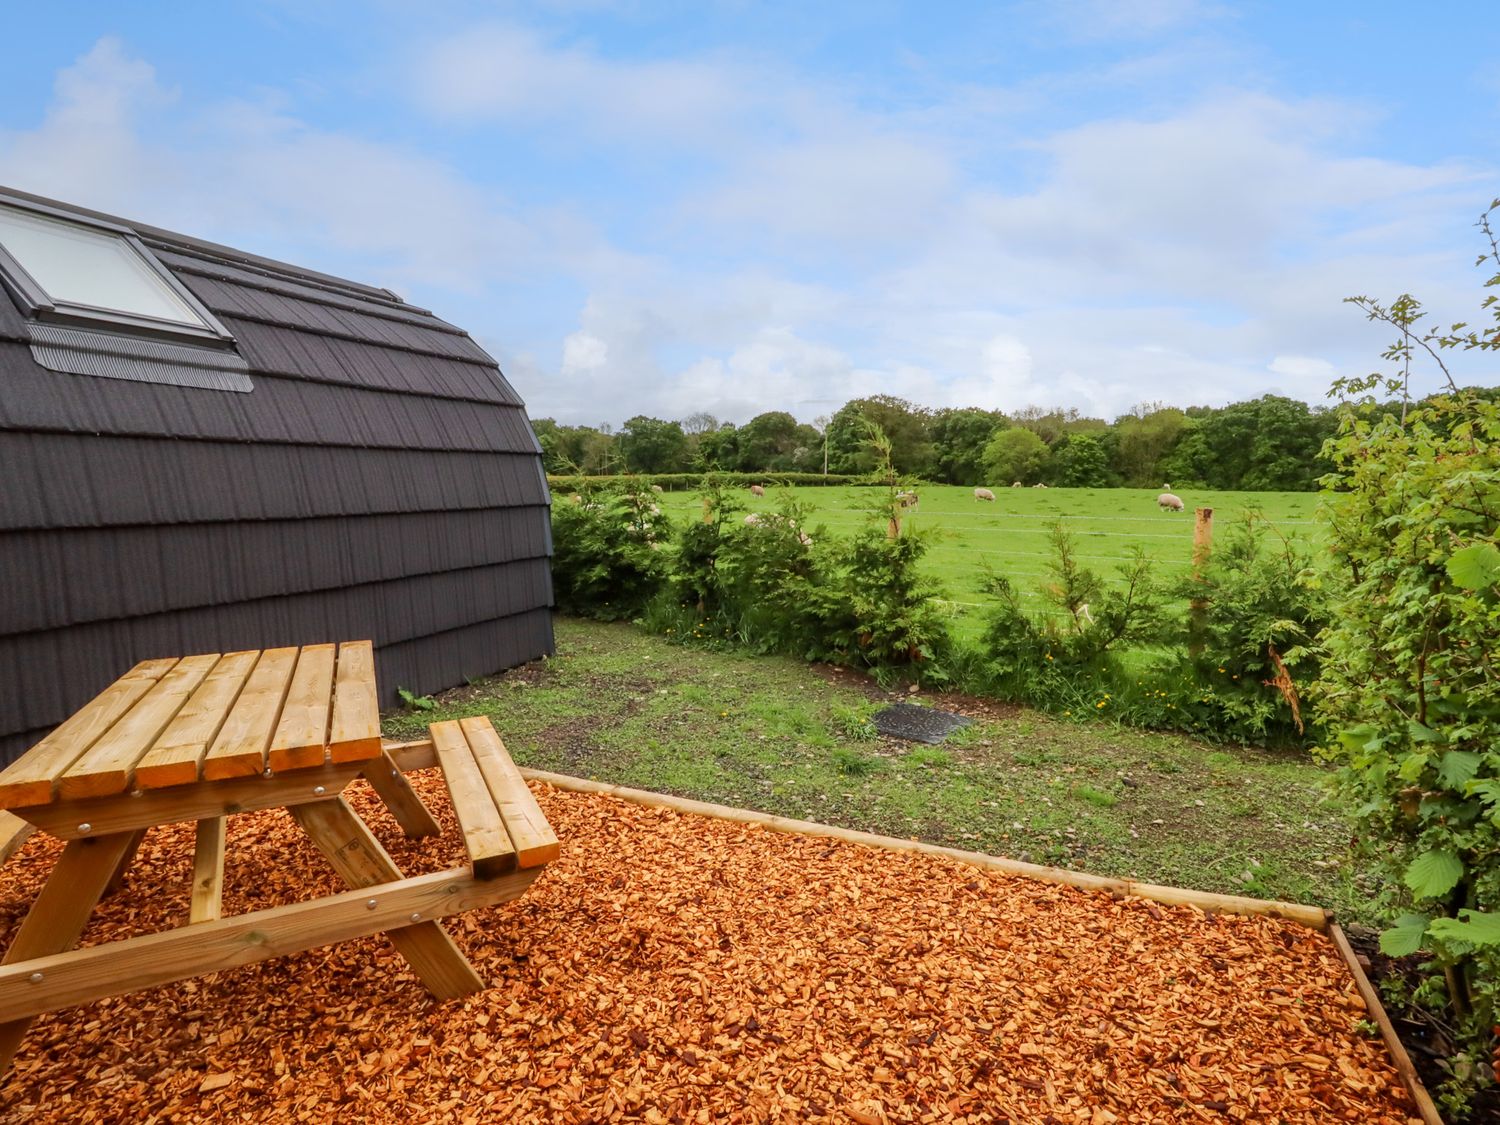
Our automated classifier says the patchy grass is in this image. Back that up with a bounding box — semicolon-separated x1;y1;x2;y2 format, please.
385;617;1374;921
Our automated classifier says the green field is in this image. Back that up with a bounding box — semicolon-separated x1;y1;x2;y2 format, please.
655;484;1324;640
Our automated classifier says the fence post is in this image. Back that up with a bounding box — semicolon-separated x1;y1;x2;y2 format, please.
1189;507;1214;656
702;496;712;525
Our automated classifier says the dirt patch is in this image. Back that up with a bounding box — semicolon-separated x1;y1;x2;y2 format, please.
0;776;1418;1124
918;691;1021;723
807;663;1022;724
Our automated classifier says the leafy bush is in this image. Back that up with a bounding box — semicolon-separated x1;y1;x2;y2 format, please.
1170;513;1329;745
1314;200;1500;1112
549;485;673;620
711;497;844;660
643;426;954;685
975;524;1166;707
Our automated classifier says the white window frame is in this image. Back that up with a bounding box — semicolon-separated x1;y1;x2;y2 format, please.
0;192;235;347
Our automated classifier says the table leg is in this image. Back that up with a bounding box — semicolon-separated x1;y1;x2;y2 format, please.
290;798;485;999
362;751;441;839
0;831;138;1072
101;828;148;900
189;818;226;924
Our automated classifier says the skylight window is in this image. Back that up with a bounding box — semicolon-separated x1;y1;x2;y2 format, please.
0;196;231;344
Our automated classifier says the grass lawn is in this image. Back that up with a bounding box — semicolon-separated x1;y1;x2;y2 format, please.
386;616;1373;923
651;483;1323;640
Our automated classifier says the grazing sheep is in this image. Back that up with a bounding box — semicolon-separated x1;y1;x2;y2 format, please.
1162;483;1171;490
1033;483;1048;489
1157;492;1185;512
744;513;761;526
897;490;919;509
798;532;813;547
749;484;766;497
973;487;996;502
651;484;664;493
1012;481;1023;488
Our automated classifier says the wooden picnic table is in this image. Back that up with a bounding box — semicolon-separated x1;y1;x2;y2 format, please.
0;642;557;1075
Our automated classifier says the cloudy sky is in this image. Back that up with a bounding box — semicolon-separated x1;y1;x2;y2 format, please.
2;2;1495;427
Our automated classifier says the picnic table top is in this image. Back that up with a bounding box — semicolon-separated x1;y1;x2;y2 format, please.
0;642;383;810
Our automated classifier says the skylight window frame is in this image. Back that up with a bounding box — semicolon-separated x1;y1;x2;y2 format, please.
0;193;235;348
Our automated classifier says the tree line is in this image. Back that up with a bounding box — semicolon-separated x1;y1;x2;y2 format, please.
535;393;1351;491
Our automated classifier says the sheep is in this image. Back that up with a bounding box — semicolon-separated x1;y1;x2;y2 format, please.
973;487;996;502
798;531;813;547
897;490;919;509
1157;492;1185;512
1012;481;1023;488
744;513;761;526
1162;483;1171;490
749;484;765;497
1033;482;1048;489
651;484;664;493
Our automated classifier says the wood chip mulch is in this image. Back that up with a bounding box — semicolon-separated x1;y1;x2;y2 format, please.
0;774;1419;1124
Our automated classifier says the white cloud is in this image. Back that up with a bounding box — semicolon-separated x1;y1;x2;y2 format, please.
561;329;608;374
410;25;748;143
0;39;175;217
0;40;552;297
700;130;955;246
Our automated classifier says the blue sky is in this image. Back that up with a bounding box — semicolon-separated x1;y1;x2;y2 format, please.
2;1;1495;426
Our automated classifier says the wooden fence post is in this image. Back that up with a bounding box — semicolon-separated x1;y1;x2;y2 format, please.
701;496;712;525
1189;507;1214;656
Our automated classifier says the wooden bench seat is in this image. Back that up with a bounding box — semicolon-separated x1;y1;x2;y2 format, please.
430;717;559;879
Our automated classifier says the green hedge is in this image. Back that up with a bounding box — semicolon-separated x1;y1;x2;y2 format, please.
547;471;867;492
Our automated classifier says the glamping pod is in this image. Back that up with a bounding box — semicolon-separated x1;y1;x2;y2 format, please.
0;186;553;764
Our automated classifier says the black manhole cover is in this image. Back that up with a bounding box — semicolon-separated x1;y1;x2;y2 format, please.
871;703;972;744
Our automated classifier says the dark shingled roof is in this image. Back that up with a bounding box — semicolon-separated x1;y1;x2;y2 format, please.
0;187;554;763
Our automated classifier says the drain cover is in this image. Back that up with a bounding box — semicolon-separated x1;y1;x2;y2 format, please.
871;703;972;744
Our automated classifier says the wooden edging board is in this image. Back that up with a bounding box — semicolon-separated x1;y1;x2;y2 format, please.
384;738;1443;1121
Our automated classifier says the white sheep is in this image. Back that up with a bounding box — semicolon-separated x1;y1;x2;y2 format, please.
744;513;762;526
1157;492;1185;512
1162;483;1171;490
1011;481;1022;488
749;484;766;497
1033;482;1048;489
798;531;813;547
651;484;664;493
973;487;996;502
